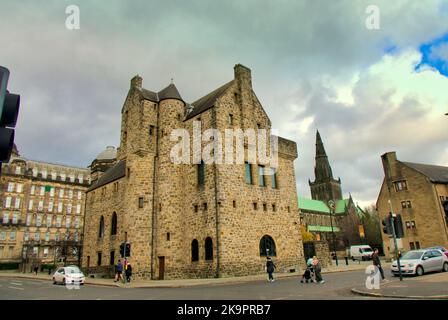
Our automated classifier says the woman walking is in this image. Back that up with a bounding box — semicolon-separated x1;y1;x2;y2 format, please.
312;256;325;284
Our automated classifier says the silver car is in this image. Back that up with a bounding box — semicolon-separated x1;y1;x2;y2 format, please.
52;265;85;285
391;249;448;276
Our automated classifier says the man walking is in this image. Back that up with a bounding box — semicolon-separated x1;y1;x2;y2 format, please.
266;257;276;282
114;259;123;282
372;248;385;280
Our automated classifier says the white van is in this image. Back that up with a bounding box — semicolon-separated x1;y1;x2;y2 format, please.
350;245;374;261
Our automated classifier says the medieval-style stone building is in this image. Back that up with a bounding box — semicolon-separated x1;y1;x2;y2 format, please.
81;64;304;279
299;131;363;250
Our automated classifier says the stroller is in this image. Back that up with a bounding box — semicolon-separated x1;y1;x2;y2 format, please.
300;266;315;283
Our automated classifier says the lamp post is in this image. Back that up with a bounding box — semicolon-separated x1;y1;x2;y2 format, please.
328;200;338;266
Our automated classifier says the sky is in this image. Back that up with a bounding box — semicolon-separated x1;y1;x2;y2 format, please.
1;0;447;208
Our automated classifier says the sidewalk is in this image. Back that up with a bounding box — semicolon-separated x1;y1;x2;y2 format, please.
351;272;448;299
0;262;374;289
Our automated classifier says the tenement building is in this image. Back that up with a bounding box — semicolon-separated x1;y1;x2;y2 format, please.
82;64;304;280
299;131;364;250
377;152;448;259
0;146;90;270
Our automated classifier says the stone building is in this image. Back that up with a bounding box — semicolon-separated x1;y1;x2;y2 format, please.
0;146;90;270
377;152;448;259
299;131;364;251
82;64;304;280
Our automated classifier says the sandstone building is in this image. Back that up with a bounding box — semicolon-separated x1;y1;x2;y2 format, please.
299;131;364;250
377;152;448;259
0;146;90;270
82;64;304;279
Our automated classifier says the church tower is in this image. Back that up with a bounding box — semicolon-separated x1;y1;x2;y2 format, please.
309;130;342;203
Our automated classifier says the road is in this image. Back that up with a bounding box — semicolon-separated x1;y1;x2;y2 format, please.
0;269;391;300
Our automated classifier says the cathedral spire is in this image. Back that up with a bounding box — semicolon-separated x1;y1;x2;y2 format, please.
314;130;333;181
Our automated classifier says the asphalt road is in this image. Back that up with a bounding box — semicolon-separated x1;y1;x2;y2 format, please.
0;269;392;300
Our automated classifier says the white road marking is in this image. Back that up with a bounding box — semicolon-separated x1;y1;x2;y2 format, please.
8;286;24;291
10;282;22;286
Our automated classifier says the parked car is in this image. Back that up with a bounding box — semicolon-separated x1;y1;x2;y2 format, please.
52;265;85;285
349;245;374;261
425;246;448;258
391;249;448;276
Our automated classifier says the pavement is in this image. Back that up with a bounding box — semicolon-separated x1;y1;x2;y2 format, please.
0;260;375;289
351;271;448;299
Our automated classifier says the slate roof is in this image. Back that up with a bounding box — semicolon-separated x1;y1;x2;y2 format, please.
140;84;183;103
402;161;448;184
88;160;126;191
185;80;234;120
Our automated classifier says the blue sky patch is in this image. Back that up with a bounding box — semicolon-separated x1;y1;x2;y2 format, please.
415;33;448;76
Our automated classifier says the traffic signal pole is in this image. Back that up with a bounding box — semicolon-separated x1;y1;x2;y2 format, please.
388;202;403;281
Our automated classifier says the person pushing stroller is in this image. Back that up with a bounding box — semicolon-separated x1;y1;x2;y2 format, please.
300;257;315;283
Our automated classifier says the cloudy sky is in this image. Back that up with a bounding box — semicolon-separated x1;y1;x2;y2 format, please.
1;0;447;208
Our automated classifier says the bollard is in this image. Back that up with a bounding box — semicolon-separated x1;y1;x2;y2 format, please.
345;257;349;265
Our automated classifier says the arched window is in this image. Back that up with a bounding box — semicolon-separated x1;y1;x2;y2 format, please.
111;212;117;235
191;239;199;262
99;216;105;238
259;235;276;257
205;237;213;261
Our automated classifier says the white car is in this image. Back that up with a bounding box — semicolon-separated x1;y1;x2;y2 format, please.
52;266;85;285
391;249;448;276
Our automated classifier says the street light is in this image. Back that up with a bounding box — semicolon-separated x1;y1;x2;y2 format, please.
328;200;338;266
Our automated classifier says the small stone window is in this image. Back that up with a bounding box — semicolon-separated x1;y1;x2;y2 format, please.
287;206;291;213
191;239;199;262
203;203;208;211
167;233;170;241
233;201;236;208
194;205;198;213
138;197;144;208
263;203;267;211
253;202;258;210
205;237;213;261
228;114;234;125
272;204;276;212
149;125;155;136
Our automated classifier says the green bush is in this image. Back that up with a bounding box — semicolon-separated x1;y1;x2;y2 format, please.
0;262;20;270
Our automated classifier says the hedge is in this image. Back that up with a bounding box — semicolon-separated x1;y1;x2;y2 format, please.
0;262;20;270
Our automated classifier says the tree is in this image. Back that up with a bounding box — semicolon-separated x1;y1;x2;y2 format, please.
361;205;383;250
300;225;314;242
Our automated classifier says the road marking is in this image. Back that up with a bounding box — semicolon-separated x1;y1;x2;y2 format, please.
8;286;24;291
10;282;22;286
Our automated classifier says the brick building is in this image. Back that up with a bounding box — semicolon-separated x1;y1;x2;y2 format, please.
0;146;90;270
81;64;304;280
377;152;448;259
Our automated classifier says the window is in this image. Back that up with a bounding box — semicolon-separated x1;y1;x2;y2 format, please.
99;216;105;238
66;217;71;228
14;198;21;209
87;256;90;267
36;215;42;227
43;248;49;258
28;200;33;211
76;204;81;214
197;161;205;186
48;201;53;212
410;242;415;250
270;168;277;189
2;213;9;224
78;175;84;184
16;184;23;193
77;191;82;200
258;165;266;187
406;201;412;208
12;213;18;224
253;202;258;210
59;189;64;198
56;216;62;228
15;166;21;174
97;252;102;266
55;232;60;241
57;202;63;213
5;196;12;208
405;221;411;228
45;232;50;242
263;203;267;211
51;171;56;180
149;125;155;136
191;239;199;262
138;197;144;208
245;162;253;184
38;200;44;212
259;235;276;256
75;217;80;228
205;237;213;261
7;182;14;192
394;180;408;191
233;201;236;208
26;214;32;226
10;231;15;241
68;190;73;199
110;251;115;265
228;114;233;125
46;215;52;227
415;241;421;249
111;212;117;236
411;221;416;228
32;168;38;177
272;204;276;212
60;173;66;181
30;185;35;195
41;170;47;179
32;246;38;257
34;232;40;241
40;186;45;196
67;203;72;214
167;233;170;241
24;232;29;241
401;201;412;208
50;187;55;197
194;205;198;213
203;203;208;211
287;206;291;213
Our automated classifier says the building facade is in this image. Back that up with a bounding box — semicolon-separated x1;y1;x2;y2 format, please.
82;64;304;280
377;152;448;259
299;131;364;251
0;147;90;270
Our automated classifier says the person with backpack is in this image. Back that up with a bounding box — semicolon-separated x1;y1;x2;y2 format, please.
266;257;276;282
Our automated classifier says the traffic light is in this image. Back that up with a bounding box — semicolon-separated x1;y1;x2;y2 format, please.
382;214;393;235
393;214;404;238
0;66;20;163
120;242;131;258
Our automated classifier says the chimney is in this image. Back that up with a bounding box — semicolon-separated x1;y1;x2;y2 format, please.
381;151;398;189
234;64;252;88
131;75;142;89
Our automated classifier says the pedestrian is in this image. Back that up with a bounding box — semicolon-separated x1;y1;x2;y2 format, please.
114;259;123;282
372;248;385;280
312;256;325;284
266;257;276;282
33;264;38;275
125;263;132;283
300;257;314;283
